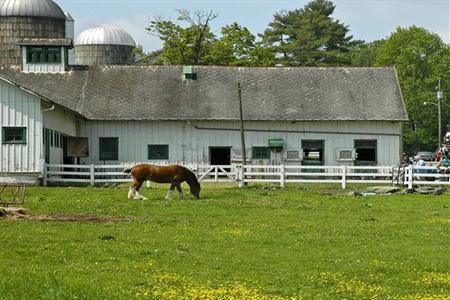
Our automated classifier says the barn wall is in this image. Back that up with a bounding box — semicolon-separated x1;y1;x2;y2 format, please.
42;104;77;165
77;120;401;166
42;104;77;136
0;79;43;173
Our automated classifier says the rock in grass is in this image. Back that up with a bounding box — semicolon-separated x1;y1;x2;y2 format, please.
364;186;400;194
0;207;7;217
416;187;446;195
0;207;28;219
7;207;28;215
347;191;362;196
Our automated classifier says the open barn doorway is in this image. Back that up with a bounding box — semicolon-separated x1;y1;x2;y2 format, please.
210;147;231;165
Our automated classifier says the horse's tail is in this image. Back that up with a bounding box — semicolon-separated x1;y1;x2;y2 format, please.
123;167;133;174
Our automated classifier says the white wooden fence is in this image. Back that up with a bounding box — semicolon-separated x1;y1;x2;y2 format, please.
43;163;450;189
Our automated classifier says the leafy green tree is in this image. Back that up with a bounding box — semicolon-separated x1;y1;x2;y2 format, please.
146;10;218;65
207;23;256;66
350;40;385;66
145;11;275;66
207;22;275;66
261;0;356;65
374;26;450;152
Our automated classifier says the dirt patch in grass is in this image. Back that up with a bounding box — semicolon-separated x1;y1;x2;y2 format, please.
30;214;132;222
0;207;131;223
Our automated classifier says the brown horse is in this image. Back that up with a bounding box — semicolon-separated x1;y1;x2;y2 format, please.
123;164;201;200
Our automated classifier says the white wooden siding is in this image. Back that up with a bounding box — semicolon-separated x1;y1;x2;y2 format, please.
0;79;42;172
77;120;401;166
42;105;77;136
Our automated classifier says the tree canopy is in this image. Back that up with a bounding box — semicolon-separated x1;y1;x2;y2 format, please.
260;0;358;65
145;10;273;66
375;27;450;152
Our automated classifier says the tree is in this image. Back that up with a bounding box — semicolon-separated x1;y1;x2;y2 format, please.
207;23;256;66
145;11;275;66
374;26;450;152
349;40;385;66
207;22;275;66
261;0;356;65
146;9;218;65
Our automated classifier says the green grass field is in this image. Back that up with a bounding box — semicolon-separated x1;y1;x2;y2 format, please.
0;183;449;300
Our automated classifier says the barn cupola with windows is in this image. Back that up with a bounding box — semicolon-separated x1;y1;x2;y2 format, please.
18;37;73;72
0;0;75;72
75;25;136;65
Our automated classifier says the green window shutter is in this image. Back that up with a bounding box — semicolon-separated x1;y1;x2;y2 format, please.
252;147;270;159
268;139;284;149
148;145;169;160
2;127;27;144
99;137;119;161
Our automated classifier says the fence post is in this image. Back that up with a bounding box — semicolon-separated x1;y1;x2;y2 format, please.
238;165;244;188
341;165;347;189
280;164;285;187
408;165;413;189
90;164;95;186
43;163;48;187
215;166;219;182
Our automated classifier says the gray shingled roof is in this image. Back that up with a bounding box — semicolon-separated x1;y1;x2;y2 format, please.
0;65;408;121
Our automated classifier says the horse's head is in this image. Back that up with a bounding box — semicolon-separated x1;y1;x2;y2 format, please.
190;183;201;199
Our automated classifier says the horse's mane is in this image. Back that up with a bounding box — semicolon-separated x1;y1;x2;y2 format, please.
182;166;200;188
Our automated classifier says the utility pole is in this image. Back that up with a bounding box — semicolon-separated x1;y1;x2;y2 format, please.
437;78;443;148
238;82;247;165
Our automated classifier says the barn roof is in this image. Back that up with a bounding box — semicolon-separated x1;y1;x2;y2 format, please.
0;65;408;122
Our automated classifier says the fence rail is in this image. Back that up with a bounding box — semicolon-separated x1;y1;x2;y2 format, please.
42;163;450;189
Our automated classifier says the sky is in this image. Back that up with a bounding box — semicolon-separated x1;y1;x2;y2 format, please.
55;0;449;52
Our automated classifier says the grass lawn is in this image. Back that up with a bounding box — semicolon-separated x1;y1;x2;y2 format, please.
0;183;449;299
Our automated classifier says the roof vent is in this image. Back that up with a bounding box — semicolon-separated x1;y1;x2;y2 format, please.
183;66;197;80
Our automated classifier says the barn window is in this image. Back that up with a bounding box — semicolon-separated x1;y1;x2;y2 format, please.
252;147;271;159
26;46;61;64
354;140;377;166
99;137;119;161
2;127;27;144
148;145;169;160
302;140;324;166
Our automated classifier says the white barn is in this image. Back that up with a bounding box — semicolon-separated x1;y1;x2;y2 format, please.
0;63;408;183
0;0;408;184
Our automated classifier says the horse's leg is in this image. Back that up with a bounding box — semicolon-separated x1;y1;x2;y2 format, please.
176;184;184;200
128;186;135;200
134;181;147;200
128;176;139;200
165;184;175;200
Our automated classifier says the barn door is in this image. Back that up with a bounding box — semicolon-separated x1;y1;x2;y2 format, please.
210;147;231;165
354;140;377;166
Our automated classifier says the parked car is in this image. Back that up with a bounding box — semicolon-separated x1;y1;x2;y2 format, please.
414;151;435;161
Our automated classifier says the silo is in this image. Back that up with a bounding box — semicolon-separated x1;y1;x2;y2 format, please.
75;25;136;65
0;0;66;65
64;12;74;65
